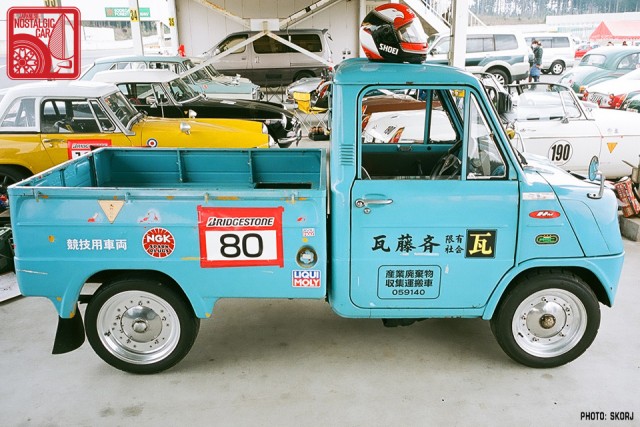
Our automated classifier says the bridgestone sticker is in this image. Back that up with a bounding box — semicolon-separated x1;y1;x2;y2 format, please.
197;206;284;268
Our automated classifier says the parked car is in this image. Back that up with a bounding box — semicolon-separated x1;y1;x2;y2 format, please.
524;33;575;75
621;92;640;113
583;68;640;108
92;69;301;148
362;80;638;178
200;29;333;86
574;43;598;59
426;27;531;85
559;46;640;94
507;82;640;178
81;55;262;100
0;80;272;196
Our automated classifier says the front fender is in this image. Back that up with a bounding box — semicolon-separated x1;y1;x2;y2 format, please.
482;252;625;319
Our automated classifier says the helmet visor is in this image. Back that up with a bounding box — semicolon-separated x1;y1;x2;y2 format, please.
398;21;428;52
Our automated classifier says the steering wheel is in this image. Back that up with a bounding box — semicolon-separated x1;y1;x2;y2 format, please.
431;140;462;180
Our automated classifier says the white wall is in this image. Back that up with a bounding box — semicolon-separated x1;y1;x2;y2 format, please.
176;0;360;65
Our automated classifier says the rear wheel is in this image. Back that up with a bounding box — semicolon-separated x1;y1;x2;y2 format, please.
491;270;600;368
551;61;565;75
488;68;509;86
0;165;31;199
85;277;200;374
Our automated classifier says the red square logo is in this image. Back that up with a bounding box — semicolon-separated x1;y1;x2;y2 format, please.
7;7;81;80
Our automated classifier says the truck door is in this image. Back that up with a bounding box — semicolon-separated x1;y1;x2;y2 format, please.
351;86;519;310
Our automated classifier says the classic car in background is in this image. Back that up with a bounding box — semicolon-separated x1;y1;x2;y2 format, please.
0;81;272;196
574;43;599;59
583;68;640;109
559;46;640;94
80;55;262;100
508;82;639;178
621;92;640;113
92;69;301;147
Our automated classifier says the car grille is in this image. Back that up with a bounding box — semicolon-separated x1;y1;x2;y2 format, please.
588;92;609;107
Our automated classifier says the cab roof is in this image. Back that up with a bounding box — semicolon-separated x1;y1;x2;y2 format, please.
333;58;480;87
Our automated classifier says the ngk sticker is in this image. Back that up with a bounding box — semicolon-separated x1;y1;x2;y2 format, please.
142;227;175;258
292;270;321;288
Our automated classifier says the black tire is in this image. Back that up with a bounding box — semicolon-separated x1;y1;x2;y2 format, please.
551;61;565;75
488;68;509;86
490;270;600;368
293;71;314;82
85;277;200;374
0;165;31;198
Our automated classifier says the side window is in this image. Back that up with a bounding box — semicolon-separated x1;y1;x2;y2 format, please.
360;87;461;179
466;95;506;179
41;99;100;134
494;35;517;51
0;98;36;129
553;37;570;48
466;36;484;53
218;35;247;54
617;53;639;70
290;34;322;53
254;35;288;54
434;36;450;54
89;100;116;132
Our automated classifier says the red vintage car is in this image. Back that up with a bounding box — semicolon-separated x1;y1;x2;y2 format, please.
575;43;599;59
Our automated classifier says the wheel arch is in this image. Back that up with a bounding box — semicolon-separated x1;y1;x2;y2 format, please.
80;269;209;318
483;265;612;320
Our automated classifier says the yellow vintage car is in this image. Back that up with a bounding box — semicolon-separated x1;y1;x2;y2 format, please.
0;80;273;195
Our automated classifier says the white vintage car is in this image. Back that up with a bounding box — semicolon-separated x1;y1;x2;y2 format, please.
509;83;639;178
363;82;639;179
583;68;640;109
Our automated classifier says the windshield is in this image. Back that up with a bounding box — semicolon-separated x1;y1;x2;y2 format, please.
514;84;581;121
183;59;213;82
205;64;222;77
580;54;606;67
167;77;200;102
102;91;139;128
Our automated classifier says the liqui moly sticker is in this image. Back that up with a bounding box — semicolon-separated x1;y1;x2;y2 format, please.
7;7;81;80
197;206;284;268
292;270;321;288
142;227;175;258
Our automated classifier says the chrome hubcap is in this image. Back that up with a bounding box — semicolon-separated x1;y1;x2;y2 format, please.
96;291;181;365
513;289;587;358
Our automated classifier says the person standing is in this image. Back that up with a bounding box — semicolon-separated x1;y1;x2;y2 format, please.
529;40;543;82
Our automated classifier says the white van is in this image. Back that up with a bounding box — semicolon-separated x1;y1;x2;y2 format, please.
524;33;575;75
426;27;531;85
202;29;333;87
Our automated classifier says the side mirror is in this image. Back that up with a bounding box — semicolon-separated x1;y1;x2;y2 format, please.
145;96;157;107
587;156;604;199
188;109;197;119
180;122;191;135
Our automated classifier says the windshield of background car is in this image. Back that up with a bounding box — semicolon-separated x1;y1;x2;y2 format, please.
183;61;212;82
205;65;222;77
580;54;606;67
217;35;247;54
514;84;581;121
102;91;139;128
168;78;200;102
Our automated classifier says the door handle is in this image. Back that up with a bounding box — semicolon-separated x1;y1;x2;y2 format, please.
42;138;65;147
355;198;393;208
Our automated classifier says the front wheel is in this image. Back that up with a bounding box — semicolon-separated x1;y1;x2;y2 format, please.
490;271;600;368
85;277;200;374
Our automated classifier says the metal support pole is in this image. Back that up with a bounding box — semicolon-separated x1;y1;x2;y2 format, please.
166;0;179;54
449;0;469;68
128;0;144;55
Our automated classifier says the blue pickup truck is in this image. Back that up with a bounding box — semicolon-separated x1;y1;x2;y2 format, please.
9;58;624;373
